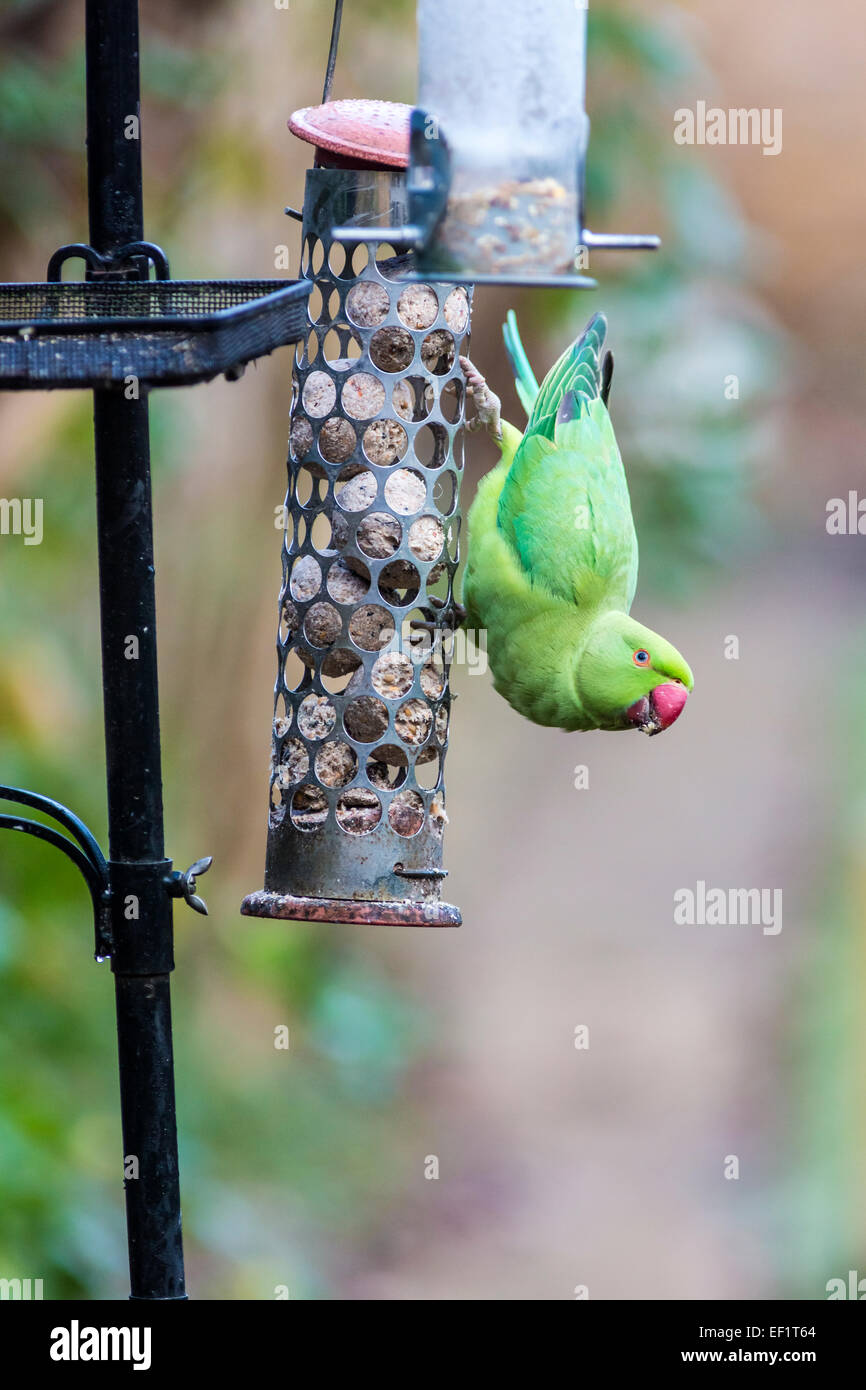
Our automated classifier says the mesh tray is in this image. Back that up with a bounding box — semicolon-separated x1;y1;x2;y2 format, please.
0;279;310;389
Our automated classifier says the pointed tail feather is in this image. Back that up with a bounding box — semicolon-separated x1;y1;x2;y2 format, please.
502;310;616;444
502;310;540;419
535;312;608;434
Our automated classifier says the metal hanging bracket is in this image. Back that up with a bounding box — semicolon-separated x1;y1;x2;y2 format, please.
47;240;172;282
0;786;214;958
0;786;112;959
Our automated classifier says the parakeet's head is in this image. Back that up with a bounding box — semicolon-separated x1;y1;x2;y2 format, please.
577;611;694;735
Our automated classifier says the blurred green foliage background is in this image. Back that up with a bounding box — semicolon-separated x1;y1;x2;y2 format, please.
0;0;862;1299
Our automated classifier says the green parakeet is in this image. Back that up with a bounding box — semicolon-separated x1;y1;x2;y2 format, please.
461;312;693;735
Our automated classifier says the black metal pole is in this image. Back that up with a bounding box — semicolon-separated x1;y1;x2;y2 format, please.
86;0;186;1299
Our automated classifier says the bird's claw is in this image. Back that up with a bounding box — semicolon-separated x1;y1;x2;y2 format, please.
459;355;501;440
409;597;466;635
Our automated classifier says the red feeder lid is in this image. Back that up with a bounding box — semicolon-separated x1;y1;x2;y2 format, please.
288;99;411;170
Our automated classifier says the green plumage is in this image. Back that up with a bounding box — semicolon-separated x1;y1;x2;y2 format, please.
462;313;693;734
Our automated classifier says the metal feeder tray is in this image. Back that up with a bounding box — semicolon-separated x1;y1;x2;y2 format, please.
0;262;310;390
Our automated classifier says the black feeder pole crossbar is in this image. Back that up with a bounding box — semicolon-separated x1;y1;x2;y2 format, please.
0;0;310;1299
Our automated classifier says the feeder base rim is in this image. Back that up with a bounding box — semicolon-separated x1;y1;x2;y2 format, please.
240;890;460;928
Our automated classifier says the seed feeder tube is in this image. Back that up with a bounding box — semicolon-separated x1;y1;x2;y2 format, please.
241;102;468;928
416;0;589;282
330;0;659;286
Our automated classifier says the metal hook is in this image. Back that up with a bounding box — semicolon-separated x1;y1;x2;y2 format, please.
0;785;112;957
46;243;108;282
322;0;345;104
110;241;172;279
46;240;171;283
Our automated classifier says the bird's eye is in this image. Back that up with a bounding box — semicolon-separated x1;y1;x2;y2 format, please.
632;649;651;666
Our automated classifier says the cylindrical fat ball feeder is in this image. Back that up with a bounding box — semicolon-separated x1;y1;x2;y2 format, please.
242;101;468;927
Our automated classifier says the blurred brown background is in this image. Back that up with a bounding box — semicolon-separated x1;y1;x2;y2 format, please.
0;0;864;1299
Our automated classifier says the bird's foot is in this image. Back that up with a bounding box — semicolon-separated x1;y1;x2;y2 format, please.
459;356;502;440
409;596;467;636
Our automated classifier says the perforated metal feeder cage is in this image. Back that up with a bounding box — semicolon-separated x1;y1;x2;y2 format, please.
241;101;468;928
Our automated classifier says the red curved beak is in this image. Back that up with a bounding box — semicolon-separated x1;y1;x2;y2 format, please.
627;682;688;735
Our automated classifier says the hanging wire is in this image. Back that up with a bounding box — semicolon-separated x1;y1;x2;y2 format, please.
321;0;344;104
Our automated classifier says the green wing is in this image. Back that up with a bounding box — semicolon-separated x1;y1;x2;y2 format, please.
497;313;638;613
